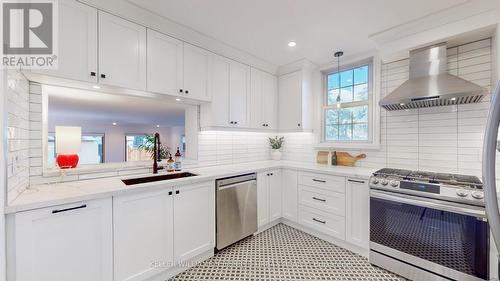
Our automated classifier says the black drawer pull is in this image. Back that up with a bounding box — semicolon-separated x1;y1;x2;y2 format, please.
90;71;96;77
313;218;326;224
175;190;180;194
52;204;87;214
348;179;365;184
168;191;173;195
100;74;106;78
312;197;326;202
312;179;326;183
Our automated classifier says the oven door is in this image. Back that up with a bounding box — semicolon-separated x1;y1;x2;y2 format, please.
370;189;489;281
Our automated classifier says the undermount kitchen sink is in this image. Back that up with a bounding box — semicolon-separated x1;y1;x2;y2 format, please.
122;172;198;186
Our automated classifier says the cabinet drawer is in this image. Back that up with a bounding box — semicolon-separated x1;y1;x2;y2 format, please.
298;206;345;240
298;185;345;216
298;172;345;193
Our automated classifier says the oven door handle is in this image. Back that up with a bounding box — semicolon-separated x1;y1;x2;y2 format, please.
370;190;486;218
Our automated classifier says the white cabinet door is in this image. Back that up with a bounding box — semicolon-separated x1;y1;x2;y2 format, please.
278;71;303;130
174;182;215;262
147;29;183;96
282;169;298;222
32;0;97;82
113;189;174;281
346;178;369;250
229;61;250;127
269;169;282;221
98;11;146;90
15;199;113;281
201;54;231;128
183;43;210;101
250;68;263;128
261;72;277;129
257;172;270;227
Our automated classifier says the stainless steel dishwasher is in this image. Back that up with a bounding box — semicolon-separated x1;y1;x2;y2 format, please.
216;173;257;250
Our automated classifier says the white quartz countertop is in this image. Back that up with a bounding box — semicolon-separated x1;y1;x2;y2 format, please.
5;161;376;214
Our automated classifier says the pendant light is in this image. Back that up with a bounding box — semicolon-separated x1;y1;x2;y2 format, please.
334;51;343;109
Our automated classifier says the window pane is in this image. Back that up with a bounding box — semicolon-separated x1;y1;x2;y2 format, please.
353;123;368;140
325;109;339;125
327;88;340;105
352;105;368;123
338;124;352;140
79;135;104;165
339;108;353;124
340;86;353;103
126;135;150;161
354;66;368;85
327;73;340;90
325;125;339;141
340;70;353;87
353;83;368;102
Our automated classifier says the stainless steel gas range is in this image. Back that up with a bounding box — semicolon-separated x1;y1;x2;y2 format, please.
369;168;488;281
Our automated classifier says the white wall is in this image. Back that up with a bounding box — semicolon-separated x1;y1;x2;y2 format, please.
281;38;494;178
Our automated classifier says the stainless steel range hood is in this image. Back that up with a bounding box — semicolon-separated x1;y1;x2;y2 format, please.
379;43;486;111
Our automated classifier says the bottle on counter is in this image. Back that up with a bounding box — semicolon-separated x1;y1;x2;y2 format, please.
174;147;182;171
167;155;175;172
331;151;337;166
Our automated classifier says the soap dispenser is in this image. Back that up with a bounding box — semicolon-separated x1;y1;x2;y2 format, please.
331;151;337;166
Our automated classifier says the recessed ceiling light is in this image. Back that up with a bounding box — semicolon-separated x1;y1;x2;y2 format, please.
92;85;101;89
288;41;296;47
156;125;160;128
175;98;181;102
112;122;117;126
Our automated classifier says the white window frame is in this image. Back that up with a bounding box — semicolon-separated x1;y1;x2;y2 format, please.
318;57;380;150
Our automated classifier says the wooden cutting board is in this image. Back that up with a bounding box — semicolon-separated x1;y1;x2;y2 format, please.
316;151;329;164
336;152;366;167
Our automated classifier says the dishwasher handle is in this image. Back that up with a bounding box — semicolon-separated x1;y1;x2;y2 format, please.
217;179;256;191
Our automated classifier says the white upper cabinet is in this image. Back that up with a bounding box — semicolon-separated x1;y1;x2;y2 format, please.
147;29;183;96
113;188;174;281
98;11;147;91
14;199;113;281
31;0;97;82
278;70;313;131
200;54;250;128
182;43;210;101
173;182;215;262
250;68;277;129
229;60;250;127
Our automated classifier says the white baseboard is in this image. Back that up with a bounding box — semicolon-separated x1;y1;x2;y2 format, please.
280;218;368;258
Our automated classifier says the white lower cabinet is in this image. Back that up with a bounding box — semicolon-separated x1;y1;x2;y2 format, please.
173;182;215;262
281;169;298;222
257;170;282;228
298;205;346;240
14;198;113;281
113;189;174;281
345;178;370;250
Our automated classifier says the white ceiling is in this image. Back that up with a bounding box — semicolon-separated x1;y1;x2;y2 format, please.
45;85;186;127
129;0;471;66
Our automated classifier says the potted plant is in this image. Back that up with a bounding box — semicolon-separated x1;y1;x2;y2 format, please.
269;136;284;160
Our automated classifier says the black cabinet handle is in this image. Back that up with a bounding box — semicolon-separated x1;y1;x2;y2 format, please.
230;121;234;124
348;179;365;184
297;123;301;127
313;218;326;224
52;204;87;214
312;179;326;183
168;191;173;195
100;74;106;78
312;197;326;202
185;90;189;94
175;190;180;194
90;72;96;77
179;89;183;93
235;121;238;124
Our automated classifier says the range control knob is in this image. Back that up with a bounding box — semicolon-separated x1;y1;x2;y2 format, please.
390;180;399;187
456;189;469;197
471;191;484;200
371;178;379;184
381;179;389;186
